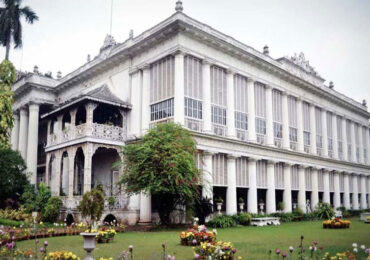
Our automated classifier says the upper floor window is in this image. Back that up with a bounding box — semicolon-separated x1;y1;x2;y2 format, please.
327;112;333;157
272;89;283;140
234;75;248;132
346;120;352;159
315;107;323;150
211;66;227;136
288;96;298;149
150;98;174;121
302;102;310;152
337;116;343;159
354;123;360;162
362;126;367;163
255;82;266;144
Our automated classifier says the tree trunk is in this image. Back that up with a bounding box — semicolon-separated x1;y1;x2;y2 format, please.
5;38;10;60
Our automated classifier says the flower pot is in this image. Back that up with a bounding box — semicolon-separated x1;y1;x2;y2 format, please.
239;203;244;211
81;232;98;260
216;203;222;215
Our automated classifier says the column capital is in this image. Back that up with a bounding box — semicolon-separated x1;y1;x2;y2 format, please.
265;84;272;90
283;162;292;167
226;68;235;75
227;153;239;159
203;150;216;156
266;159;276;165
202;58;212;66
28;102;40;110
246;77;255;83
248;156;257;162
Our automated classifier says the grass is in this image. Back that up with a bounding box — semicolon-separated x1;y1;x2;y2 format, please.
16;218;370;260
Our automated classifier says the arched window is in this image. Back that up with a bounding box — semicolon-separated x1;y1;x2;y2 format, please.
74;148;84;195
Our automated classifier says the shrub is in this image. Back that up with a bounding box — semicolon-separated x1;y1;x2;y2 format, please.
315;203;335;220
270;212;294;222
207;215;236;228
42;197;63;223
78;188;105;230
21;182;51;213
0;218;29;227
232;212;252;226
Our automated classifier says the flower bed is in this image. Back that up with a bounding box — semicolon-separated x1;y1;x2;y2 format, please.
180;225;216;246
322;218;350;229
193;241;239;260
95;228;116;243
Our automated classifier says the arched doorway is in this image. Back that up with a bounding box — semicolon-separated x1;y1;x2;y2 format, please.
66;213;74;226
103;214;117;225
60;151;69;196
74;148;84;196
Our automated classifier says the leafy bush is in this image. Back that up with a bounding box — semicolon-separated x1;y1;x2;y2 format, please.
21;182;51;213
270;212;294;222
78;188;105;230
232;212;252;226
41;197;63;223
0;218;29;227
207;215;236;228
315;203;335;220
0;206;31;221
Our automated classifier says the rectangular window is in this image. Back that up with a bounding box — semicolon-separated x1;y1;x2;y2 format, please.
303;102;310;152
346;120;352;159
235;111;248;130
274;163;284;189
288;96;298;150
318;170;324;191
354;123;360;162
256;160;267;188
234;75;248;138
327;112;333;157
273;90;283;147
305;168;312;191
255;82;266;144
212;154;227;186
363;127;367;163
236;157;249;187
291;165;299;190
184;97;202;119
337;116;343;159
211;66;227;136
150;56;175;103
150;98;174;121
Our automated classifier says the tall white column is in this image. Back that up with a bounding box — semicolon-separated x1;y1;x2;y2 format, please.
18;108;28;160
298;165;306;212
83;143;93;193
323;169;330;204
202;60;212;133
352;174;359;210
322;109;328;157
141;65;150;135
283;163;292;212
333;172;340;209
311;168;319;210
297;98;304;152
248;158;257;213
139;192;152;224
53;153;62;196
174;52;185;125
360;175;367;209
282;92;290;150
309;104;317;155
226;70;236;138
11;112;20;150
350;122;356;162
26;103;40;184
202;151;213;201
247;79;256;142
358;125;364;164
332;114;338;160
342;117;348;161
266;86;274;146
343;173;350;209
266;160;276;213
226;154;237;215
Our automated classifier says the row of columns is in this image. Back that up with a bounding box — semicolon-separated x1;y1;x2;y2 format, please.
11;103;40;184
200;151;370;215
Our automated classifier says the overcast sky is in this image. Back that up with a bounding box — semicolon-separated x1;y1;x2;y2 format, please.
1;0;369;107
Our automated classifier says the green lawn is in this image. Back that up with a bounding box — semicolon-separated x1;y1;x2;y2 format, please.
17;219;370;260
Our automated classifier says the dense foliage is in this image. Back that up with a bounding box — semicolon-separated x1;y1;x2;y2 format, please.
41;197;63;223
21;182;51;213
0;147;29;208
207;215;237;228
78;188;105;230
315;203;335;220
118;122;200;225
0;60;16;149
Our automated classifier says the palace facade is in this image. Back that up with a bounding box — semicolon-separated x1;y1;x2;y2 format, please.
10;1;370;224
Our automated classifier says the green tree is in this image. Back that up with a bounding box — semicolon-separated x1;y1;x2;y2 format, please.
78;189;105;231
0;0;38;60
118;122;200;225
21;182;51;213
0;59;16;149
0;147;28;208
41;196;63;223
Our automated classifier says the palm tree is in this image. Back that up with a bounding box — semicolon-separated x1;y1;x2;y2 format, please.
0;0;38;60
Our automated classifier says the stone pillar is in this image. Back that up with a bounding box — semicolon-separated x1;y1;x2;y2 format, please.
322;109;328;157
248;158;257;213
26;103;40;184
11;112;20;150
226;154;237;215
54;153;62;196
332;114;338;160
311;167;319;210
68;147;76;198
265;86;274;146
343;173;350;210
309;104;317;155
352;174;359;210
282;92;290;150
358;125;364;164
266;160;276;213
283;163;292;212
247;79;256;142
56;115;63;143
202;60;212;133
360;175;367;209
298;165;306;212
18;107;28;160
342;117;348;161
139;192;152;224
70;108;77;140
297;98;304;152
333;172;341;209
323;169;330;204
202;151;213;201
350;122;356;162
83;143;93;193
45;153;51;187
226;70;236;138
46;120;51;146
174;52;185;125
141;64;150;135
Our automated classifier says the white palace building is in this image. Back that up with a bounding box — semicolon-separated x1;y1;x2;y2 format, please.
10;1;370;224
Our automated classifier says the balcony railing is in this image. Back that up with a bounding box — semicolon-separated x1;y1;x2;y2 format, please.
236;129;248;141
47;123;126;147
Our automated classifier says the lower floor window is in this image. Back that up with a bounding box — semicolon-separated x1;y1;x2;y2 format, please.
150;98;174;121
211;105;226;125
235;111;248;130
256;118;266;135
303;131;310;146
273;122;282;138
289;127;297;142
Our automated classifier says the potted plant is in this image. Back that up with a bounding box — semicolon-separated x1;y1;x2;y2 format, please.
238;197;245;211
214;197;223;215
78;189;105;259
